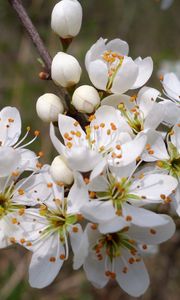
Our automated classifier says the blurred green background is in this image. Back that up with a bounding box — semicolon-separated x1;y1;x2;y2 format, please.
0;0;180;299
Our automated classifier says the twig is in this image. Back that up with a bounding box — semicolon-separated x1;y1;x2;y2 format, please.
8;0;52;74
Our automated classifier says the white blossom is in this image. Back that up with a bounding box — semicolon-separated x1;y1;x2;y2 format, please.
72;85;100;113
16;167;88;288
51;0;82;39
74;220;175;297
50;155;74;185
36;93;64;123
50;105;147;176
51;52;82;88
85;38;153;94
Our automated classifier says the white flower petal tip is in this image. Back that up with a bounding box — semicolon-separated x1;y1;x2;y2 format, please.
131;57;153;89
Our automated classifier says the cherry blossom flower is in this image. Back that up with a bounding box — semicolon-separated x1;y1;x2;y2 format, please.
85;38;153;94
50;105;147;177
74;220;175;297
101;86;163;135
16;167;88;288
81;164;177;233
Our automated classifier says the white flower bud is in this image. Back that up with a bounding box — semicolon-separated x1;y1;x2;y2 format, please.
50;155;74;185
72;85;100;113
51;0;82;39
36;93;64;123
51;52;82;87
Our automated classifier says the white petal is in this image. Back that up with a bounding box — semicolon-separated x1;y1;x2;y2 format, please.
17;148;38;171
88;60;108;90
162;73;180;101
81;201;116;223
106;38;129;55
142;130;169;162
66;146;102;172
159;100;180;126
85;38;106;70
131;173;177;201
50;123;66;156
99;216;128;234
67;172;89;213
131;57;153;89
122;203;170;227
29;233;64;288
88;175;108;191
116;134;147;166
128;215;175;244
69;223;83;254
90;159;107;180
115;254;149;297
101;93;134;111
58;113;86;144
136;86;160;118
111;57;138;94
0;147;21;177
83;252;108;288
0;106;21;146
144;102;165;130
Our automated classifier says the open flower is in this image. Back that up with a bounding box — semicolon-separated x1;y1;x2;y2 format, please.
81;163;177;233
50;105;147;176
0;106;39;176
17;167;88;288
101;86;163;135
74;220;175;297
85;38;153;94
148;122;180;215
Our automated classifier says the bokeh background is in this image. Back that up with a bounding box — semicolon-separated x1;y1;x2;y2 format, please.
0;0;180;299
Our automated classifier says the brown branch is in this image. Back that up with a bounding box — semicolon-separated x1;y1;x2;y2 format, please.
8;0;52;73
8;0;88;126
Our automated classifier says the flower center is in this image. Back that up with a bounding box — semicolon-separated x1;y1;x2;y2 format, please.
0;193;11;217
118;102;144;134
96;176;132;215
157;142;180;177
102;50;124;92
40;202;77;239
94;229;137;261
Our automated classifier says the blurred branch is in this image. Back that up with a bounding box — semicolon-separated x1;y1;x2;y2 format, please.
8;0;87;125
8;0;52;74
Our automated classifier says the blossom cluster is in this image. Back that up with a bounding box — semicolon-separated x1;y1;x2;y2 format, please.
1;0;179;297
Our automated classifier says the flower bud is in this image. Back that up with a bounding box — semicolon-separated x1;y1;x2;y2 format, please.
50;155;74;185
51;0;82;39
36;93;64;123
51;52;82;87
72;85;100;113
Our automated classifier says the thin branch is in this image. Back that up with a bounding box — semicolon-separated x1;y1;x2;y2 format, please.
8;0;52;73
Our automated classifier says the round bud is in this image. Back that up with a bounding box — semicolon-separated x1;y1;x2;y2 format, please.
50;156;74;185
51;52;82;88
36;93;64;123
72;85;100;113
51;0;82;39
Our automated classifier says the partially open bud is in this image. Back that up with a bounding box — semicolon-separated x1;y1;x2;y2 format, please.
50;156;74;185
72;85;100;113
51;0;82;39
51;52;82;87
36;93;64;122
